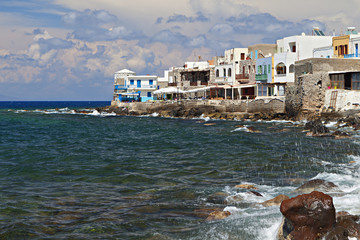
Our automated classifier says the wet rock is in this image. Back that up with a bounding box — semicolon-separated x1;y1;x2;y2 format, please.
206;210;231;221
204;123;216;126
280;191;336;240
193;208;222;218
295;179;340;193
207;192;229;204
235;184;257;190
336;214;360;239
261;194;289;207
247;191;263;197
224;194;243;205
332;130;351;139
304;119;329;134
246;126;261;133
322;225;348;240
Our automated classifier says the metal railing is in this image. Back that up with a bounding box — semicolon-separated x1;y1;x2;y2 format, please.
255;74;268;81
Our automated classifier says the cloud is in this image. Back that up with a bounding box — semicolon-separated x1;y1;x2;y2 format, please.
166;11;209;23
62;9;117;27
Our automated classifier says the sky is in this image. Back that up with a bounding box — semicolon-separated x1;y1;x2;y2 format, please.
0;0;358;100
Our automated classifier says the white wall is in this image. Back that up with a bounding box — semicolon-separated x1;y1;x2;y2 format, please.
324;89;360;110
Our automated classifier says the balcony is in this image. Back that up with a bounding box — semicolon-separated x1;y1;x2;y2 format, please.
200;81;208;86
344;53;360;58
127;84;156;89
255;74;268;82
115;85;127;90
236;73;249;80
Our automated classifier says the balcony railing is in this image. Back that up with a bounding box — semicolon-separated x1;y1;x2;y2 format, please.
344;53;360;58
190;82;198;86
200;81;208;86
168;83;177;86
236;73;249;79
127;84;156;89
255;74;268;82
115;85;127;90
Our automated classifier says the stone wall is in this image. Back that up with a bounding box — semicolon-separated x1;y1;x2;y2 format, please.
286;58;360;119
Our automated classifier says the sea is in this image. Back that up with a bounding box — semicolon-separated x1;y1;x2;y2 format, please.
0;101;359;240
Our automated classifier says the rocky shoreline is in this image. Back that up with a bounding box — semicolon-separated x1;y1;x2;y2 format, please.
95;102;360;239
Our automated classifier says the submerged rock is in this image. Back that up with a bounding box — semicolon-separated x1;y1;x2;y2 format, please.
235;184;257;190
261;194;289;207
206;210;231;221
207;192;229;205
279;191;336;240
246;126;261;133
295;179;340;193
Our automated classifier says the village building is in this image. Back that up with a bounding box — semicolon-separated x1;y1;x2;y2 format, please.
286;58;360;118
113;69;158;102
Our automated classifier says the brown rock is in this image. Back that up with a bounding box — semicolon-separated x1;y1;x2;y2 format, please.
247;191;263;197
204;123;216;126
235;184;257;190
247;126;261;133
261;194;289;207
206;211;231;221
295;179;340;193
336;214;360;239
280;191;336;239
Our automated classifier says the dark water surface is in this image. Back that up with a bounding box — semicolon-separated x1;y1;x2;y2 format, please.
1;102;359;239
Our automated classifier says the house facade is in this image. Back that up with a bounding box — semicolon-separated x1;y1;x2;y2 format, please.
275;32;333;83
113;69;158;102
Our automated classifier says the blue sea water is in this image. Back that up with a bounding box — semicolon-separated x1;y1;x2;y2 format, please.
0;102;360;239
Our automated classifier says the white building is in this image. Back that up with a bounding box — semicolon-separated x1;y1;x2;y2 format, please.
274;32;333;83
113;69;158;102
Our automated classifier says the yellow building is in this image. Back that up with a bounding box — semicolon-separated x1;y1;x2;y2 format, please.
333;35;350;58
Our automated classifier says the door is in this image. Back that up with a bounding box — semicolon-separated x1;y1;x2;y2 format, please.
356;44;358;57
137;80;141;88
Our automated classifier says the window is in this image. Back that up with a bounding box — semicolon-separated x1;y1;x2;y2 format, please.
241;53;245;60
216;69;219;77
289;64;295;73
330;74;344;89
257;85;267;96
268;64;271;74
149;80;153;85
258;66;262;74
264;65;267;74
223;68;226;77
147;92;152;97
137;80;141;88
279;86;285;96
228;68;232;77
352;73;360;90
130;79;134;85
276;63;286;75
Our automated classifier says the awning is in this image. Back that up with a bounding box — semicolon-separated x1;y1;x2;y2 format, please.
153;87;185;94
184;87;211;93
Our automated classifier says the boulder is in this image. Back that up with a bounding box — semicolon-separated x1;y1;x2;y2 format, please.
207;192;229;204
332;130;351;139
295;179;340;193
304;119;329;134
336;214;360;239
247;126;261;133
235;184;257;190
279;191;336;240
206;210;231;221
261;194;289;207
224;194;243;205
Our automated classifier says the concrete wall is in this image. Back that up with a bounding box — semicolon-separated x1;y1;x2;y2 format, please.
324;89;360;111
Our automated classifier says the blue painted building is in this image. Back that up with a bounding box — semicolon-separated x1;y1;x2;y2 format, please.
113;69;158;102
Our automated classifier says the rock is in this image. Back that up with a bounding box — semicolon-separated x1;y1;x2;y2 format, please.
204;123;216;126
336;214;360;239
332;130;351;139
247;191;263;197
206;210;231;221
224;194;243;205
261;194;289;207
280;191;336;240
295;179;340;193
207;192;229;204
246;126;261;133
235;184;257;190
193;208;222;218
304;119;329;134
322;225;348;240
